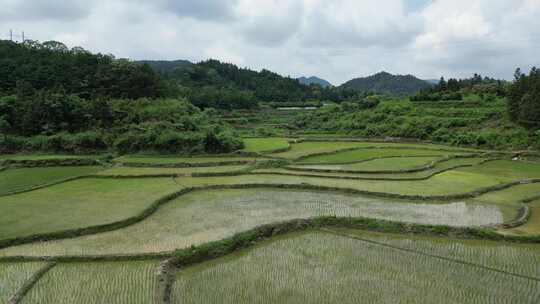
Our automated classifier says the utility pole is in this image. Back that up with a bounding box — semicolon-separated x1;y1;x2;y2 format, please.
22;31;24;42
9;29;13;41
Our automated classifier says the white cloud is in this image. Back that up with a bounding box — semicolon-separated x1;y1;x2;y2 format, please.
0;0;538;84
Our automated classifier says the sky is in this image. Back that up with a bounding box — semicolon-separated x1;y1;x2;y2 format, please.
1;0;539;85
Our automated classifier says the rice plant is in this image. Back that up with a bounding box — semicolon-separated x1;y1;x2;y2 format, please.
21;261;160;304
0;189;503;257
171;231;540;304
0;262;45;304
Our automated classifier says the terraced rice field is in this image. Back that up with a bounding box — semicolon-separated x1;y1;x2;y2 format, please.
0;262;46;304
0;189;503;257
0;178;179;240
0;155;97;161
242;138;289;153
97;165;249;176
171;231;540;304
289;156;442;172
297;148;466;164
114;155;259;166
20;261;160;304
1;138;539;303
0;166;104;196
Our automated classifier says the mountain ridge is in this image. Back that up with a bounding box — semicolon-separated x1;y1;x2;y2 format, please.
339;71;432;95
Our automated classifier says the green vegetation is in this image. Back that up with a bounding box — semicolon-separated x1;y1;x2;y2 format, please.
290;156;441;172
21;261;159;304
259;157;487;180
241;138;289;153
506;199;540;236
114;155;258;166
0;188;502;257
98;165;249;176
508;67;540;129
171;231;540;304
0;178;178;240
0;166;104;195
297;148;462;164
0;262;46;304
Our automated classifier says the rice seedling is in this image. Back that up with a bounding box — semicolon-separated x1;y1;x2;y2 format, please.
21;261;160;304
297;148;465;164
97;165;249;176
0;189;503;257
242;138;289;153
0;166;104;196
289;156;442;172
0;178;179;240
113;155;258;165
0;262;45;304
171;231;540;304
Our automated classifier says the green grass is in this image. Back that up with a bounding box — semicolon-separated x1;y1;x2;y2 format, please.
20;261;159;304
0;178;179;241
0;154;97;161
98;165;249;176
171;231;540;304
0;166;104;196
0;262;46;304
0;188;502;257
290;156;441;172
297;148;463;164
114;155;259;165
242;138;289;153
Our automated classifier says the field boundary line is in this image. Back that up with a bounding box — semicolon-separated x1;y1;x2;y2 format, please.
322;228;540;282
3;179;540;250
288;153;491;173
255;158;502;181
7;261;57;304
1;215;540;263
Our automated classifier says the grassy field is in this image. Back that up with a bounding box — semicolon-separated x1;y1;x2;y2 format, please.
289;156;441;172
171;231;540;304
0;166;104;196
0;188;503;257
242;138;289;153
0;262;46;304
297;148;465;164
97;165;249;176
20;261;160;304
0;178;179;240
114;155;259;165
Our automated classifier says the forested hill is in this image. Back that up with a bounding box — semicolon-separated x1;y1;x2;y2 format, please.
0;40;166;99
297;76;332;88
150;59;317;103
136;59;193;74
340;72;432;95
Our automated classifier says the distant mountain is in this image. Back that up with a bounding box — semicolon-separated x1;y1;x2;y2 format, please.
424;79;440;85
136;60;193;74
297;76;332;88
339;72;432;95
